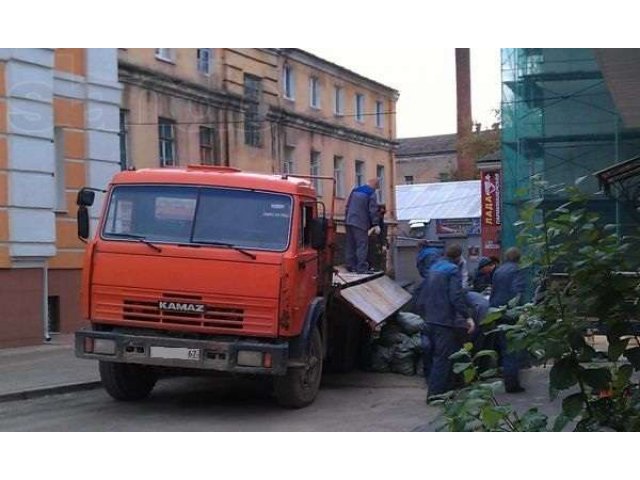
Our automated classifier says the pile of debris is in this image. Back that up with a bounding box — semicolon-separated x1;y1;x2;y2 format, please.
370;312;425;376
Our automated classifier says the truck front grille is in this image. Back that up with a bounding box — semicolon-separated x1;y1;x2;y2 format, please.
123;294;245;329
93;286;278;336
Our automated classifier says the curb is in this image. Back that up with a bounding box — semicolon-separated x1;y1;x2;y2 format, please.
0;381;102;404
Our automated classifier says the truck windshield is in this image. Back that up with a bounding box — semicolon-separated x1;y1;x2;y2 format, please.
102;186;293;252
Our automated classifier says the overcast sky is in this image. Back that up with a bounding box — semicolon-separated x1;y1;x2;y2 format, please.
308;48;502;139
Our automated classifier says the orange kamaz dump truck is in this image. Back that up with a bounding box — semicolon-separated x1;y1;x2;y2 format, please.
74;165;410;408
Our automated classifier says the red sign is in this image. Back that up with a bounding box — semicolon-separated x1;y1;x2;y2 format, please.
482;171;501;227
481;170;502;257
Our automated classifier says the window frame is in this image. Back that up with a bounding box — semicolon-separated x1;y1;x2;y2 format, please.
155;48;175;63
310;151;322;196
244;74;263;148
158;117;177;167
199;126;216;165
309;76;321;109
197;48;212;75
376;165;385;203
284;146;295;175
355;160;365;187
334;85;344;116
355;93;365;123
334;155;345;198
283;64;295;100
375;100;384;128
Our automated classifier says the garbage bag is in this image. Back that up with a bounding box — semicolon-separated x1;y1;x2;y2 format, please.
390;337;417;376
370;345;393;373
408;333;422;353
378;322;410;347
396;312;425;335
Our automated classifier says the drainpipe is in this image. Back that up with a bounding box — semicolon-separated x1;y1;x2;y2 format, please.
43;262;51;342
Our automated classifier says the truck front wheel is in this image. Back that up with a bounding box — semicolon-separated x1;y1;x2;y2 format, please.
275;327;323;409
99;361;157;402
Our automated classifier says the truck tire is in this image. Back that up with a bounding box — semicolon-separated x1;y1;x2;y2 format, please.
99;361;157;402
274;327;323;409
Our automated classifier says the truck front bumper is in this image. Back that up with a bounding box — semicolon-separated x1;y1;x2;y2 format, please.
75;329;289;376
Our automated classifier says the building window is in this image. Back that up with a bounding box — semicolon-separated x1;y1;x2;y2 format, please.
404;175;414;185
284;146;295;174
199;126;216;165
244;74;262;147
310;151;322;195
376;165;385;203
355;160;365;187
155;48;174;63
355;94;365;122
334;86;344;116
310;77;320;109
376;101;384;128
197;49;212;75
283;64;295;100
158;118;177;167
54;127;66;211
334;156;345;198
119;109;128;171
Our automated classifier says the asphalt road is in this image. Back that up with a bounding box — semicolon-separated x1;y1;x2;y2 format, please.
0;372;438;432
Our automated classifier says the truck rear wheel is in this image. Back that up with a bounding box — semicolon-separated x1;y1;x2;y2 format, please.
99;361;157;402
275;327;323;409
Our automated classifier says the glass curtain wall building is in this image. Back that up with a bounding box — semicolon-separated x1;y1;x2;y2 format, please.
501;48;640;250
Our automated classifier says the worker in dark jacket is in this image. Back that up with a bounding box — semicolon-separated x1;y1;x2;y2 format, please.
416;240;443;278
418;244;475;400
490;247;527;393
473;256;499;293
368;204;388;272
345;179;380;274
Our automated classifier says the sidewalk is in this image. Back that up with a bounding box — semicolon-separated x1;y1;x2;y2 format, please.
0;335;100;403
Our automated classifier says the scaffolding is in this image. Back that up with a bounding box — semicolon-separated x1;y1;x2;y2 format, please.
501;48;640;250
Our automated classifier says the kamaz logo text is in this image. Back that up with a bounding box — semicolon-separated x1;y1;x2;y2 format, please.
158;302;206;314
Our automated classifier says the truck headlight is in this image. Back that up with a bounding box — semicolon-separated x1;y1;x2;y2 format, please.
237;351;263;367
93;339;116;355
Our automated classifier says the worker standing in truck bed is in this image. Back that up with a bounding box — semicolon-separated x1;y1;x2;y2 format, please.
345;178;380;274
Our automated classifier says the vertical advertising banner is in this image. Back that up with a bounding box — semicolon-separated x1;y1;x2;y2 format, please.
481;170;502;258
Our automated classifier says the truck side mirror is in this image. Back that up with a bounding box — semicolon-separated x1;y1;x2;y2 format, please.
311;218;328;250
77;206;90;240
77;188;95;207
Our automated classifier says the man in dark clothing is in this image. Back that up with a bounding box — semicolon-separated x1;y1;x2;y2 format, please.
473;256;499;293
417;244;475;399
466;290;489;351
345;179;380;274
368;204;388;272
416;240;443;279
490;247;526;393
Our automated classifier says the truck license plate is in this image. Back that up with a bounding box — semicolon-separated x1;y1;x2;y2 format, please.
150;347;201;361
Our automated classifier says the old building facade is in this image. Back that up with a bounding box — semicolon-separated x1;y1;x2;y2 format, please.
118;48;399;226
0;48;121;347
396;134;459;185
0;48;397;347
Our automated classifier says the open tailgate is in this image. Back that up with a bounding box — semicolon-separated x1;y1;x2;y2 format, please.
332;267;412;330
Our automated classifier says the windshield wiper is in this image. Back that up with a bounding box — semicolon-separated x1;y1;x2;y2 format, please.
192;240;257;260
105;233;163;253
